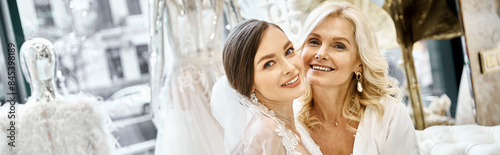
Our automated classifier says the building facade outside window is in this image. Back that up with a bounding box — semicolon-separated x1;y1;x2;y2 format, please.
127;0;141;15
136;44;149;75
106;47;124;80
34;0;54;27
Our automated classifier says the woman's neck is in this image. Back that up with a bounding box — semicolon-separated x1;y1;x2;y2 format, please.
311;84;349;122
255;93;296;130
265;100;295;127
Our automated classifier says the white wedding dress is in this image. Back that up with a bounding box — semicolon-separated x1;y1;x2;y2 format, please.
152;59;226;155
211;76;323;155
149;0;233;154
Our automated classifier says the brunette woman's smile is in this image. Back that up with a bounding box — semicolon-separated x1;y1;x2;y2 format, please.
281;74;301;88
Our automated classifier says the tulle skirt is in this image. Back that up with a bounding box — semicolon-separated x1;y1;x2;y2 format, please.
153;58;225;155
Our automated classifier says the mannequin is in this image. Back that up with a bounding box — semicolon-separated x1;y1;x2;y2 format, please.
20;38;60;102
0;38;115;155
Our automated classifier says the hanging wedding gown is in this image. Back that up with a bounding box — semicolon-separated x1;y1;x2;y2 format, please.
211;76;323;155
149;0;240;154
152;57;225;155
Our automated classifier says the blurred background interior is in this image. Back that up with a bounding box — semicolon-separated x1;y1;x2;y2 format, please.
1;0;499;154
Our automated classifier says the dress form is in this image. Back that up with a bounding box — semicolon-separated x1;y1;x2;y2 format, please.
2;38;116;155
20;38;60;103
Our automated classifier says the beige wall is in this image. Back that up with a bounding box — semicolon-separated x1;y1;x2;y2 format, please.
460;0;500;125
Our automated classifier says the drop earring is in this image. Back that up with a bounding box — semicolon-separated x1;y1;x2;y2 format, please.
251;93;259;105
356;72;363;93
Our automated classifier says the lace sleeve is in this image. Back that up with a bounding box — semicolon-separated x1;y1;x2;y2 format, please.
210;76;289;155
242;116;286;155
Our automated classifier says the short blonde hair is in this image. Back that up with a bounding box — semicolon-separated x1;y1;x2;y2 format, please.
297;2;402;132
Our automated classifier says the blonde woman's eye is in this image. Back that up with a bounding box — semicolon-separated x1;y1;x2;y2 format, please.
335;44;346;50
264;61;275;69
285;48;294;56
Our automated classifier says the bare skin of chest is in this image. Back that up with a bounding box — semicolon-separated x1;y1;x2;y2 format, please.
310;123;358;155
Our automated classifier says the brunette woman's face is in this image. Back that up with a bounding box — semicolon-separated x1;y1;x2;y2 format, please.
253;26;304;103
301;16;362;89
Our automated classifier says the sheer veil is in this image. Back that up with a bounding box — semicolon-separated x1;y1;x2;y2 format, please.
210;75;254;154
210;75;325;155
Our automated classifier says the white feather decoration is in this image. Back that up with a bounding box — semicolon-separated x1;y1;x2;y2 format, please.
0;94;117;155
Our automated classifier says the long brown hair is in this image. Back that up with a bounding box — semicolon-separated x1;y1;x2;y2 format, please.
223;19;283;98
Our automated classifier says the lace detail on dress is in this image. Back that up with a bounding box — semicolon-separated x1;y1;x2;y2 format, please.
176;64;203;92
248;94;302;155
275;121;301;155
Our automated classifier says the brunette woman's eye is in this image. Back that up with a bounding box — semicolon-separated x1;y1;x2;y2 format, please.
308;39;320;45
285;48;294;56
264;61;275;69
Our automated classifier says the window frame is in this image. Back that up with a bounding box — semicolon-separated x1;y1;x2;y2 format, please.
1;0;29;104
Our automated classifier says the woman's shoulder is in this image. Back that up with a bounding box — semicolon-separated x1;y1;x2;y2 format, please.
358;95;416;142
364;95;410;123
241;115;283;153
379;95;407;113
357;96;418;155
244;114;280;138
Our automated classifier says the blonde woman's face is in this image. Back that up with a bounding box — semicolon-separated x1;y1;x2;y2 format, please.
301;16;362;88
253;27;304;103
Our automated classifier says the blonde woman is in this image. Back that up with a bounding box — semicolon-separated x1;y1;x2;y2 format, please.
295;2;418;154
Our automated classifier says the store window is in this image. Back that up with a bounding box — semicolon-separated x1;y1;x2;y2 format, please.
96;0;114;30
14;0;155;153
34;0;54;27
127;0;141;15
17;0;151;98
6;0;151;147
136;44;149;75
106;47;124;80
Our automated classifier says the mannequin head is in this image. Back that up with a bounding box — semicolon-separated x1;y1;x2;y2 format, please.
20;38;60;102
